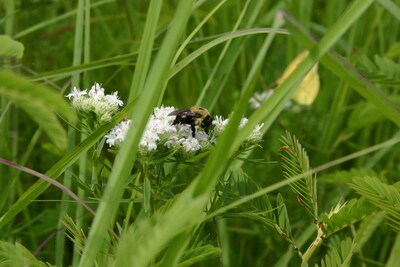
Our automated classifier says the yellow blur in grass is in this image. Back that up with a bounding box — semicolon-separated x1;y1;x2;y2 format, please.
277;51;320;106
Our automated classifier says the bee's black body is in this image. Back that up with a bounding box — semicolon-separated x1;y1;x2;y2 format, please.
169;106;213;137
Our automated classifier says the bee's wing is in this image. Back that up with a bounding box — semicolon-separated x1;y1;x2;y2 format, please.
168;109;197;117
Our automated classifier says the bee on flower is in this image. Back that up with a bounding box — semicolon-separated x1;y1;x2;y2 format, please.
104;106;264;159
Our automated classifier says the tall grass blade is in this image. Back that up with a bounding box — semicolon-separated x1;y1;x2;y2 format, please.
78;1;196;265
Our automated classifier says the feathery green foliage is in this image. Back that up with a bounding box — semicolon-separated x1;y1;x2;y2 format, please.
318;238;356;267
0;241;55;267
350;176;400;232
320;198;376;237
280;131;318;220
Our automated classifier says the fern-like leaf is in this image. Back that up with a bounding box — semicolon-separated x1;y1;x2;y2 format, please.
349;176;400;232
354;212;385;253
176;245;221;267
215;167;276;230
318;237;356;267
62;215;87;254
274;193;293;242
320;198;376;237
0;241;55;267
320;168;377;184
348;97;400;131
280;131;318;221
357;54;400;87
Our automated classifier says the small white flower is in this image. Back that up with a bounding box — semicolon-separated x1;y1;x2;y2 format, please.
181;137;201;153
239;117;248;128
88;83;105;101
105;119;131;147
248;123;264;142
140;131;159;151
153;106;176;119
249;89;293;110
212;116;229;135
249;90;274;109
65;86;87;100
105;92;124;107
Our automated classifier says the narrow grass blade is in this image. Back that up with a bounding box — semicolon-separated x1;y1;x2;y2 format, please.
78;1;196;266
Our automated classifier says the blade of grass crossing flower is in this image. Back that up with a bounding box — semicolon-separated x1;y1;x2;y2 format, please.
128;0;162;101
78;1;195;266
72;0;92;265
114;195;207;267
61;0;85;264
235;0;376;150
213;13;285;171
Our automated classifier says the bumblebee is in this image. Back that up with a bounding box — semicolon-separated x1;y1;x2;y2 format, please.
169;106;213;137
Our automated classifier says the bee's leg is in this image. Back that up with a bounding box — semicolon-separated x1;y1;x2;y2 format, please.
190;123;196;138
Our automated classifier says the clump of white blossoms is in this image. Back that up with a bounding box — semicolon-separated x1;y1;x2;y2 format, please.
212;116;264;145
105;106;264;158
66;83;123;125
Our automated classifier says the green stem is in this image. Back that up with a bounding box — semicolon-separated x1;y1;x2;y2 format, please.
301;227;325;263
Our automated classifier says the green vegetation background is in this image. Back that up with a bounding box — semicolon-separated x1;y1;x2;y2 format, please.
1;0;400;266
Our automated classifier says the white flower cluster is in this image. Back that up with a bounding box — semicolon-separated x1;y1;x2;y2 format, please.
66;83;123;125
105;106;264;158
249;89;292;110
212;116;264;144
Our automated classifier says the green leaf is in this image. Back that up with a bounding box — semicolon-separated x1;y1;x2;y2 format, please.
0;35;24;58
0;240;55;267
176;245;221;267
143;177;152;214
320;169;378;185
275;193;292;240
321;198;376;237
280;131;318;220
353;212;385;253
0;71;76;150
114;194;208;267
62;215;87;254
350;176;400;232
319;237;356;267
348;96;400;131
78;1;197;266
357;55;400;87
